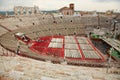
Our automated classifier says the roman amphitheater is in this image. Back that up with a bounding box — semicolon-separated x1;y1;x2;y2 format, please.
0;7;120;80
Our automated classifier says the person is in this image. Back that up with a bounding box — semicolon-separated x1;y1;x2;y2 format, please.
16;46;20;55
22;35;28;41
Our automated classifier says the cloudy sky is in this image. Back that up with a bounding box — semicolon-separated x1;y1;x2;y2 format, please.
0;0;120;12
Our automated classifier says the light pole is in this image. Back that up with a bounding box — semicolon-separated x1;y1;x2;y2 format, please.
16;41;20;55
106;47;114;73
97;13;100;29
113;20;118;39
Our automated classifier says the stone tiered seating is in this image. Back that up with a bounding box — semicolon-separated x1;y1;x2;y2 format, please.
0;18;20;30
0;14;111;63
0;44;16;56
54;17;63;23
0;45;3;56
0;27;8;35
110;67;120;74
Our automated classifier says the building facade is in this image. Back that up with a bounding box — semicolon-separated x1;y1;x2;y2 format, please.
59;3;74;16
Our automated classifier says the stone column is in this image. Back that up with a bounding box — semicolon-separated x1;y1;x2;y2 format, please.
17;7;20;15
20;7;24;15
34;6;39;14
14;7;18;15
26;8;29;15
31;8;35;15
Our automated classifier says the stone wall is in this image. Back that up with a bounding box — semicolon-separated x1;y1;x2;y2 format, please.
14;6;40;15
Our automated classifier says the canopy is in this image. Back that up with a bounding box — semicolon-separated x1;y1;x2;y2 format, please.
15;32;25;37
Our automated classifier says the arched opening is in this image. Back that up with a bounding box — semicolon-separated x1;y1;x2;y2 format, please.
59;33;61;36
74;32;76;35
33;23;35;25
67;12;69;15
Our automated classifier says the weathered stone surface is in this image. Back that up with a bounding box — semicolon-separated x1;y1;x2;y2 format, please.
0;56;120;80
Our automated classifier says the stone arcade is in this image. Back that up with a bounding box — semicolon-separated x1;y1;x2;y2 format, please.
14;6;40;15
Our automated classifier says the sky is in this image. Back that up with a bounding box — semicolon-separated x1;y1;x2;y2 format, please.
0;0;120;12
